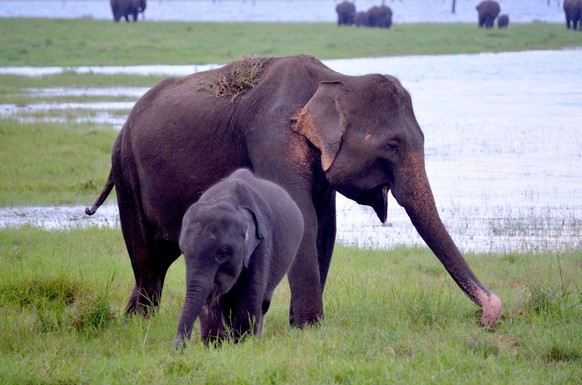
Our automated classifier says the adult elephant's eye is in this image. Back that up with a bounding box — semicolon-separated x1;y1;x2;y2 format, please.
386;140;400;152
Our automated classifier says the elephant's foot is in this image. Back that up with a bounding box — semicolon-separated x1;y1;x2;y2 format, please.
477;290;502;327
289;303;324;328
125;286;162;317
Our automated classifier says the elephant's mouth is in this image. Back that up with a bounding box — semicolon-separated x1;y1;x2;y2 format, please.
369;185;390;223
339;184;390;224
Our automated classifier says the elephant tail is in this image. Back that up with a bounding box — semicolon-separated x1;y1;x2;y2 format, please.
85;169;114;216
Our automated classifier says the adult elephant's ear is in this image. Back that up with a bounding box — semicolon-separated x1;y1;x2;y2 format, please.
239;206;264;268
293;81;348;172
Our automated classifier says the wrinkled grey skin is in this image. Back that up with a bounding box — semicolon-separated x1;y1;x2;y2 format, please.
110;0;146;22
86;54;502;329
564;0;582;30
173;168;304;350
476;0;500;29
336;1;356;26
497;14;509;29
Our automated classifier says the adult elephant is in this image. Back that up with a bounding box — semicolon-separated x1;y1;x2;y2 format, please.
476;0;500;29
110;0;146;22
355;11;369;27
336;1;356;26
86;55;502;328
564;0;582;30
367;5;393;28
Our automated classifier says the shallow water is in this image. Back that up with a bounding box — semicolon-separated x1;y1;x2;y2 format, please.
1;50;581;253
0;0;567;23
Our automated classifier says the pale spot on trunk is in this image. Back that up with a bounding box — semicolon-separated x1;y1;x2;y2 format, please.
476;290;502;327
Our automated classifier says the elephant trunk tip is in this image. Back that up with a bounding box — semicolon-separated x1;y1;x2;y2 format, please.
477;291;502;327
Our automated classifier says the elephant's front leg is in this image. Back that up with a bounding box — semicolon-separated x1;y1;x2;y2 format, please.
315;189;337;292
199;303;226;345
222;277;264;341
288;204;324;327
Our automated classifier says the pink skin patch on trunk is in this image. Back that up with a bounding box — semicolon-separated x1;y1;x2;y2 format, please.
476;291;502;327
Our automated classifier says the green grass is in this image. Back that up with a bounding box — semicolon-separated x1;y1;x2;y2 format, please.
0;228;580;384
0;120;117;206
0;19;580;66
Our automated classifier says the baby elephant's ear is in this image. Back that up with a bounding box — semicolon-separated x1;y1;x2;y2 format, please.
239;207;263;268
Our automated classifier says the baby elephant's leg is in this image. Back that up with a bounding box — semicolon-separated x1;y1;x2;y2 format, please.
222;292;263;342
256;299;272;336
199;303;226;346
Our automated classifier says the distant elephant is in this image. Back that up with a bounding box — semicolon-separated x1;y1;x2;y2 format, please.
355;11;369;27
173;168;304;350
86;54;502;329
110;0;146;22
497;14;509;28
336;1;356;26
564;0;582;30
367;5;393;29
476;0;500;29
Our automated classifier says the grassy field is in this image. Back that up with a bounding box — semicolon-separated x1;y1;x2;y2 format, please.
1;18;581;384
0;227;580;384
0;19;581;66
0;120;117;206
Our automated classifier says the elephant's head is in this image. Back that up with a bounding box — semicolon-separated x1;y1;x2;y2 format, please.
173;202;262;350
294;75;502;326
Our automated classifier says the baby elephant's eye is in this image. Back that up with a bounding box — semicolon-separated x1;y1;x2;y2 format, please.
216;245;233;262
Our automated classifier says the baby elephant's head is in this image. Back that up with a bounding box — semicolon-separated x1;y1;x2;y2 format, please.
179;202;260;299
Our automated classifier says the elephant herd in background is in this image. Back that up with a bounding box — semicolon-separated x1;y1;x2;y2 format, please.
336;1;510;30
477;0;582;30
476;1;508;29
109;0;581;31
336;1;393;28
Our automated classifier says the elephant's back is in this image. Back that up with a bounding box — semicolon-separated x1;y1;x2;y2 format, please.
117;73;249;239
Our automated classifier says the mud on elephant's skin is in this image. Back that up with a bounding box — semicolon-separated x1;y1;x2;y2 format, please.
563;0;582;30
476;0;500;29
86;54;502;329
110;0;146;22
173;168;304;350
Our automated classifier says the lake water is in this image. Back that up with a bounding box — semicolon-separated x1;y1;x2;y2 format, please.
1;49;581;253
0;0;568;24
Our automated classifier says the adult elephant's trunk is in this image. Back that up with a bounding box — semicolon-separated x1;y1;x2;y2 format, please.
173;277;213;351
393;153;502;326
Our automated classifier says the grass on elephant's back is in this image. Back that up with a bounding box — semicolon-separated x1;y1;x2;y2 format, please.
0;18;581;66
0;227;581;384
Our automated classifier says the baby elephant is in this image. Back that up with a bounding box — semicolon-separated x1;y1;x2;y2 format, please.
173;168;304;350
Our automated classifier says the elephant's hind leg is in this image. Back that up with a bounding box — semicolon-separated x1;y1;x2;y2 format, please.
116;183;180;316
125;240;179;316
